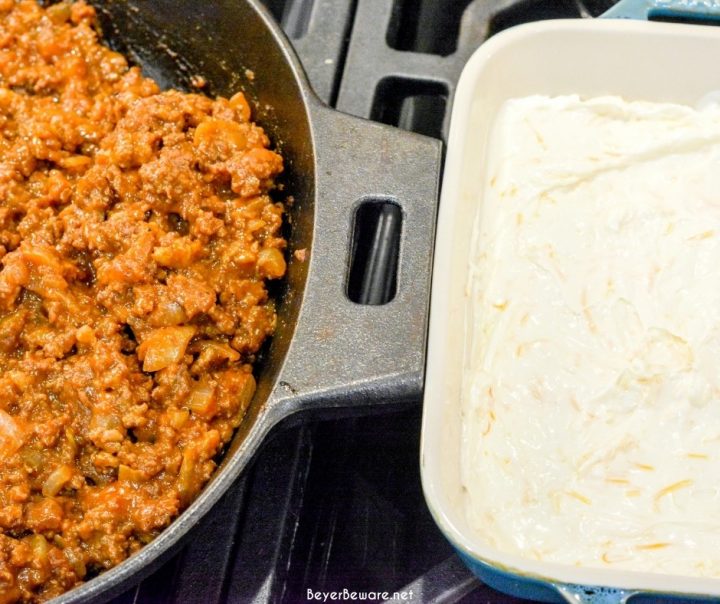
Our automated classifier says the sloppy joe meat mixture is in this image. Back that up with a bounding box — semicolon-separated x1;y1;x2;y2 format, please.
0;2;287;601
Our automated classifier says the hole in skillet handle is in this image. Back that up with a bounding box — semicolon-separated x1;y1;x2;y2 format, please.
347;199;402;306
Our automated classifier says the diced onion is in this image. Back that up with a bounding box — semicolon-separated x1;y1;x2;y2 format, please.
0;410;24;459
201;341;240;363
193;119;247;151
229;92;251;122
151;301;187;326
257;248;286;279
177;447;198;503
26;534;49;561
46;2;71;24
137;326;196;372
237;373;256;412
187;380;217;418
167;408;189;430
42;464;73;497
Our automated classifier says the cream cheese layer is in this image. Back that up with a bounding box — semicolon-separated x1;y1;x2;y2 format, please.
463;94;720;577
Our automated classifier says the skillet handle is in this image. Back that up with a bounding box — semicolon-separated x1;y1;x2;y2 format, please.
269;103;441;417
602;0;720;20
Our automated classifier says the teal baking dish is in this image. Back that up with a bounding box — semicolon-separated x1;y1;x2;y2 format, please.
421;1;720;602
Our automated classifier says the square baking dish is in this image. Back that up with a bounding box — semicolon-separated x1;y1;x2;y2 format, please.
421;14;720;604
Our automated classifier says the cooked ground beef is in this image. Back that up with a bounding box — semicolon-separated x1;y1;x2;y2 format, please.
0;2;286;601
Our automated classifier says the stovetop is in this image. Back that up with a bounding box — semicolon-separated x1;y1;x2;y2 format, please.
107;1;621;603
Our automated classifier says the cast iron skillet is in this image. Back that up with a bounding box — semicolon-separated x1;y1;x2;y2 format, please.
49;0;442;602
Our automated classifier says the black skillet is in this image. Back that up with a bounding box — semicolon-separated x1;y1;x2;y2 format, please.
50;0;441;602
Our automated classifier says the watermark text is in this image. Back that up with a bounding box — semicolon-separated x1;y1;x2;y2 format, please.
307;588;415;602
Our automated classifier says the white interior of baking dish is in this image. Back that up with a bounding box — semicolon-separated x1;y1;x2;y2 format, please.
422;18;720;596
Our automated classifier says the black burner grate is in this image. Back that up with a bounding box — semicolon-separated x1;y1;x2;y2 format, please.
107;2;623;603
